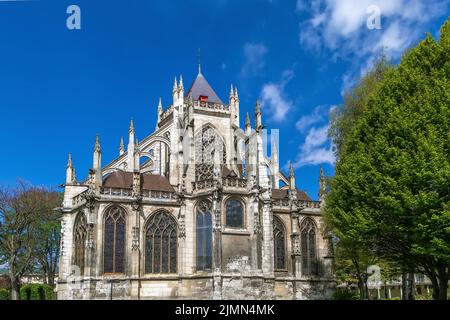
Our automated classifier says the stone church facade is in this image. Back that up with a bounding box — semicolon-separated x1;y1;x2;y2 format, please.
57;68;335;300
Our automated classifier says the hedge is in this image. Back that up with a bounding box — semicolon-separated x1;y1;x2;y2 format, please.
0;288;9;300
20;284;55;300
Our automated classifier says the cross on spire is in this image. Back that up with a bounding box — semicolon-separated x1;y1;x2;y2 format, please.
197;48;202;75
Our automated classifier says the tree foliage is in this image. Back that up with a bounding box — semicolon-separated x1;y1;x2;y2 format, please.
326;19;450;300
0;181;61;300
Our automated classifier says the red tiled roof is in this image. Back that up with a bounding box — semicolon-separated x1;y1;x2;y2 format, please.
103;170;175;192
272;189;312;201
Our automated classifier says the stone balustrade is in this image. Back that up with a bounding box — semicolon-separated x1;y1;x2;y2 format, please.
72;191;87;207
273;199;321;209
193;100;229;113
100;187;176;201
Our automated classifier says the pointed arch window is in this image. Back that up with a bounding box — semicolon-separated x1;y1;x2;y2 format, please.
273;216;286;270
74;212;87;275
196;200;212;271
301;218;318;276
103;206;126;274
225;199;244;228
145;211;177;274
194;126;227;181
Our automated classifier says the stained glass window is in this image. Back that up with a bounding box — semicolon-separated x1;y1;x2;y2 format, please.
225;199;244;228
145;211;177;274
74;213;87;275
301;218;318;276
103;206;126;274
273;216;286;270
194;126;227;181
196;200;212;271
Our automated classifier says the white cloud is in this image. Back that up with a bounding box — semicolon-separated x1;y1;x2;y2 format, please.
292;105;337;168
260;70;294;122
293;125;335;167
295;104;332;132
241;42;268;77
298;0;450;93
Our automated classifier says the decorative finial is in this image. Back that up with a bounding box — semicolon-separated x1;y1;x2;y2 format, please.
129;119;135;134
255;99;261;114
179;75;184;89
289;161;296;190
119;136;124;155
319;166;326;198
94;135;101;153
67;152;73;168
234;87;239;100
245;112;251;127
230;84;234;97
173;77;178;92
197;48;202;75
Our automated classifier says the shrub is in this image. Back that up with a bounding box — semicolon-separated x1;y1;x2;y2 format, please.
332;288;359;300
416;292;433;300
20;284;54;300
0;288;9;300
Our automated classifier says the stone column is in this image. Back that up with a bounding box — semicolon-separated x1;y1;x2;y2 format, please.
212;169;223;299
249;175;261;270
261;197;274;276
130;199;141;300
322;235;335;279
81;193;100;299
292;212;302;278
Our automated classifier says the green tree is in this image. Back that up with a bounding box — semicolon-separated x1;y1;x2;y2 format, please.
326;56;392;300
33;193;62;288
333;238;378;299
326;19;450;300
0;181;60;300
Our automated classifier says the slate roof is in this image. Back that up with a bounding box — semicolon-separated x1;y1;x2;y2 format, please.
103;170;175;192
272;189;312;201
186;72;223;104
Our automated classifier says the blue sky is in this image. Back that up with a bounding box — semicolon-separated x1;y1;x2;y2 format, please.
0;0;449;199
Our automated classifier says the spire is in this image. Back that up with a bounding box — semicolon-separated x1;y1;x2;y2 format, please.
173;76;178;93
319;167;326;198
127;120;136;172
93;135;102;173
255;99;261;114
129;119;135;134
289;162;295;190
94;135;101;153
157;97;163;113
67;152;73;169
245;112;251;136
66;152;75;184
119;136;124;155
234;87;239;101
179;75;184;90
134;138;140;171
197;48;202;75
255;100;262;131
229;84;234;98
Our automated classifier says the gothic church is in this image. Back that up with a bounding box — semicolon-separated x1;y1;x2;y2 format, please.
57;68;335;299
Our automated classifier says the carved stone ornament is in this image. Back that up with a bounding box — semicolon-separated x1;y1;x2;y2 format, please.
132;226;140;251
178;207;186;239
292;233;301;255
87;223;95;249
